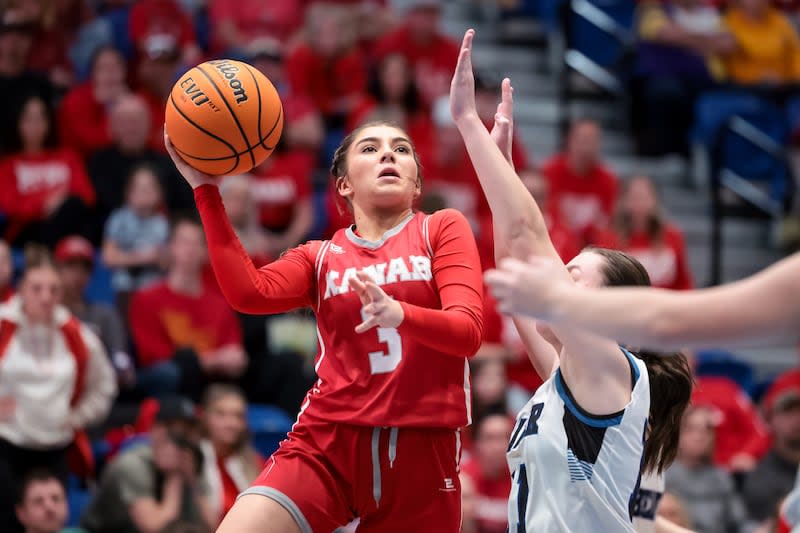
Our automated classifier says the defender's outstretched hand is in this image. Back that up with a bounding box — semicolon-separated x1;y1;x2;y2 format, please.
450;29;478;124
484;256;570;319
350;272;404;333
490;78;515;165
164;130;218;190
450;29;515;164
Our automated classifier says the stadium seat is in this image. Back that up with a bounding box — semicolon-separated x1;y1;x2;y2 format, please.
695;350;755;395
694;90;792;207
66;475;91;527
84;252;115;306
247;404;293;458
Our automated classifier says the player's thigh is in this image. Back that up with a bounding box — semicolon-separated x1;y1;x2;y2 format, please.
217;493;302;533
237;435;353;533
358;428;462;533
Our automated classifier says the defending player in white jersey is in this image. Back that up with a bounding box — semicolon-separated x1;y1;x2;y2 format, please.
450;29;694;532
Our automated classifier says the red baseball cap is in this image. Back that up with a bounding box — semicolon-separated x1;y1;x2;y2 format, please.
54;235;94;265
763;370;800;414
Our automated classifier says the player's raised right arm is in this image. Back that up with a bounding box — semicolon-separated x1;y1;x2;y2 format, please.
166;133;315;314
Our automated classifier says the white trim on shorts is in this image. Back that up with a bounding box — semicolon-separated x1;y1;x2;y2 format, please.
238;486;314;533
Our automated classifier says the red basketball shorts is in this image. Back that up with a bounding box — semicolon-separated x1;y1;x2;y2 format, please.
242;416;463;533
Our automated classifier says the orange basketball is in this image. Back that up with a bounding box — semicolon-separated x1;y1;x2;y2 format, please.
165;59;284;176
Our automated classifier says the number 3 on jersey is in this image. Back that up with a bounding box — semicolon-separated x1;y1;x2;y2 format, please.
362;309;403;374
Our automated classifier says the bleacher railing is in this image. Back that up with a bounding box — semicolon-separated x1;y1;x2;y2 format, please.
708;113;795;285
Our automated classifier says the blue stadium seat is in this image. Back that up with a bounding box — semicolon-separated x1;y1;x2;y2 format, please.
66;476;91;527
693;90;792;206
569;0;635;74
101;6;134;60
247;404;293;458
695;350;755;395
84;252;114;306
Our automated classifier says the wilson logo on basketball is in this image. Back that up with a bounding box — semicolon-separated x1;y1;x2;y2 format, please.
179;77;209;106
209;60;248;104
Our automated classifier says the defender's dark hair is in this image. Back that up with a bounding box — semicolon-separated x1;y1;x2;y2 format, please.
588;247;693;475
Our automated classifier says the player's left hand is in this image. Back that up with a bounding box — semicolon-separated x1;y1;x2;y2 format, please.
350;271;404;333
484;256;569;319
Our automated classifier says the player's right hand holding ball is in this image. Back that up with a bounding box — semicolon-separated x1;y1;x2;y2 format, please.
164;131;218;190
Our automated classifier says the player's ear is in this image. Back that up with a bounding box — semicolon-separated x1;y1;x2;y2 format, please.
336;175;353;200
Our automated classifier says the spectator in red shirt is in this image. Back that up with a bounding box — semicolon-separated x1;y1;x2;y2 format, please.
209;0;303;56
373;0;459;107
541;119;619;245
613;175;694;290
0;13;53;155
7;1;72;90
0;95;95;247
58;46;128;158
247;38;325;154
470;358;510;423
285;4;367;125
689;351;772;472
744;370;800;525
199;384;262;524
248;140;314;257
219;175;272;266
136;34;183;152
130;215;247;400
0;240;12;302
419;96;482;231
347;53;430;138
461;412;513;533
129;0;201;66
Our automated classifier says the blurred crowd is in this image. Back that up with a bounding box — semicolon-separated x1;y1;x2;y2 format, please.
0;0;799;532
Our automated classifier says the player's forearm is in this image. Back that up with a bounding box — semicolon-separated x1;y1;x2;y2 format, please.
398;302;483;357
549;252;800;349
512;317;559;379
456;116;554;260
194;185;307;314
545;285;696;350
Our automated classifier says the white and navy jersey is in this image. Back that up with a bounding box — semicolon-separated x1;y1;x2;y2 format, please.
632;472;665;533
507;349;650;533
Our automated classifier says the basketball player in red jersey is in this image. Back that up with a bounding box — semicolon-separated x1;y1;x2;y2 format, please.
163;119;485;533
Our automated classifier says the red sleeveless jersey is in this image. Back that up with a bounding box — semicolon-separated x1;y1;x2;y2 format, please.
194;186;484;429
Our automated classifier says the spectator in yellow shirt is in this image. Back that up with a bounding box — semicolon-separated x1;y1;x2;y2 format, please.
722;0;800;85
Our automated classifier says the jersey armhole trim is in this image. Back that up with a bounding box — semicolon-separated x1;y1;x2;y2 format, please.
555;371;624;427
555;346;639;429
313;240;331;309
422;214;434;257
238;486;314;533
621;347;641;384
